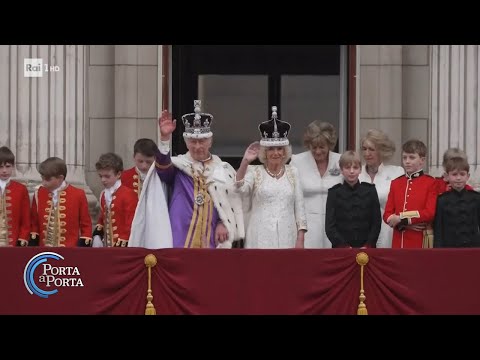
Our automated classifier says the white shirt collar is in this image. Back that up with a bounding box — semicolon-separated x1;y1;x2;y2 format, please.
106;179;122;194
0;178;10;193
135;167;147;181
51;181;68;206
104;179;122;207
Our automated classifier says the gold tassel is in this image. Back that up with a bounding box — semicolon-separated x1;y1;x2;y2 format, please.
356;252;369;315
144;254;157;315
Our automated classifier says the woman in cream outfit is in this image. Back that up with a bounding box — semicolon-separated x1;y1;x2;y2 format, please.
290;121;342;248
358;129;404;248
235;107;307;249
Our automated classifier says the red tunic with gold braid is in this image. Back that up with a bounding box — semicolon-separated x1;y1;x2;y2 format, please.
30;184;92;247
383;170;438;248
0;180;30;247
95;185;138;247
121;167;143;198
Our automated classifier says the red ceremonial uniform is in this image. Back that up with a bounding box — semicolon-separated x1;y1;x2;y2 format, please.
121;167;143;198
30;184;92;247
383;170;438;248
0;180;30;246
95;185;138;247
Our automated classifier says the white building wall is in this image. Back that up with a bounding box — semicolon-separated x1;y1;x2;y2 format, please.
0;45;98;219
429;45;480;189
86;45;161;199
358;45;432;167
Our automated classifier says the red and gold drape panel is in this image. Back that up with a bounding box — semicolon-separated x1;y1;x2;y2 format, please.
364;249;480;315
1;248;480;315
153;249;361;315
0;248;149;315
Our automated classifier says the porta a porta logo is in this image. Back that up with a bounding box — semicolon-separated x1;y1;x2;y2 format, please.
24;252;84;298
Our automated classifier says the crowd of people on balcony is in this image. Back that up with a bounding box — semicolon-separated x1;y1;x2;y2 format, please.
1;100;479;250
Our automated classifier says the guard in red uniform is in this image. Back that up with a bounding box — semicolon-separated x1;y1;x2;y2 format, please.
0;146;30;247
383;140;438;248
93;153;138;247
121;138;157;198
30;157;92;247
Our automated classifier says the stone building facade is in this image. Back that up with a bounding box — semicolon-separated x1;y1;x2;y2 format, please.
1;45;479;221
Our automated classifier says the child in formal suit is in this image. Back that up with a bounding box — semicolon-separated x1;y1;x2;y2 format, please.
93;153;138;247
0;146;30;247
435;148;474;194
434;156;480;247
30;157;92;247
325;150;381;248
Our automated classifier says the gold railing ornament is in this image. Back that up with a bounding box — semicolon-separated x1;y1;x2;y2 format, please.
356;252;369;315
144;254;157;315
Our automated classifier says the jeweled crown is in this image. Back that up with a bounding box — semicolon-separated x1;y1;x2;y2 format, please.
182;100;214;139
258;106;291;147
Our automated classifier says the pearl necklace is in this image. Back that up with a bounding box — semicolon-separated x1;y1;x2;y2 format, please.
264;165;284;178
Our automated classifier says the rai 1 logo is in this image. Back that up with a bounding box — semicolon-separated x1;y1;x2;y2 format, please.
23;58;60;78
23;252;84;298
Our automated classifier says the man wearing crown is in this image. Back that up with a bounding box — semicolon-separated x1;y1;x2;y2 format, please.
132;101;245;249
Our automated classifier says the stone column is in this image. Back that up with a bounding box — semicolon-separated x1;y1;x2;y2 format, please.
0;45;98;217
358;45;403;165
430;45;480;189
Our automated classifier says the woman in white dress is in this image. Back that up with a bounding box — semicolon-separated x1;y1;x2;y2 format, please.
358;129;404;248
290;121;342;248
234;107;307;249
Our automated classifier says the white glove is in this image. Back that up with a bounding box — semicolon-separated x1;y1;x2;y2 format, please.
92;235;104;248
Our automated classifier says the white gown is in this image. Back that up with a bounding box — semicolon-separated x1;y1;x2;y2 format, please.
358;163;405;248
290;150;343;248
235;165;307;249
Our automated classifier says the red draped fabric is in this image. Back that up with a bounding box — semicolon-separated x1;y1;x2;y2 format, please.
1;248;479;315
